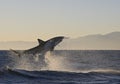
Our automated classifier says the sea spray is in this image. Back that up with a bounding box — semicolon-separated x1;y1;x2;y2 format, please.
9;52;41;70
3;50;120;73
44;52;67;71
9;51;71;71
10;50;119;73
12;54;34;70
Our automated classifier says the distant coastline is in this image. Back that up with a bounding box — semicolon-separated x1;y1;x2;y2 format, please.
0;31;120;50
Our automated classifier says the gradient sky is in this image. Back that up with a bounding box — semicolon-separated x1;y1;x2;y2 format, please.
0;0;120;41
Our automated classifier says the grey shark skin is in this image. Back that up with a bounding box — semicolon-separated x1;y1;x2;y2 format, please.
10;36;64;57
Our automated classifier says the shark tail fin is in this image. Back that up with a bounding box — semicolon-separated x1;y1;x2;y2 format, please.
37;39;45;45
10;49;21;57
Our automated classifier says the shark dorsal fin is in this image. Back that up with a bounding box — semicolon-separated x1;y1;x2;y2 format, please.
37;39;45;45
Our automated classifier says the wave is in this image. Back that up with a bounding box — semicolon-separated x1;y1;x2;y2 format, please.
0;67;120;84
1;67;120;78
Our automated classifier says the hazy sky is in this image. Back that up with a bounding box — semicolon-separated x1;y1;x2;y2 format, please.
0;0;120;41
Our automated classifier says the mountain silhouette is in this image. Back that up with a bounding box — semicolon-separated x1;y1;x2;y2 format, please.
57;31;120;50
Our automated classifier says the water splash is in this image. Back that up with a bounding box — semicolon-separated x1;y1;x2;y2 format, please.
9;51;69;71
8;50;120;74
44;52;67;71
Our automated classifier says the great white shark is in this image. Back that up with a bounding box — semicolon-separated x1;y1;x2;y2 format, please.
10;36;65;57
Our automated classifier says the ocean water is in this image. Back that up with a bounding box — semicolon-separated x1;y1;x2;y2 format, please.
0;50;120;84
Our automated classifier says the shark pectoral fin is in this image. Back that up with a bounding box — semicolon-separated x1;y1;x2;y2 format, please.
18;54;21;58
50;46;55;51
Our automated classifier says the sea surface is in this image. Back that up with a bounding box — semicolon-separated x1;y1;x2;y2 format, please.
0;50;120;84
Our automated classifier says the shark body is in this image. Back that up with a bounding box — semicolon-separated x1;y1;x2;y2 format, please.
10;36;64;57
